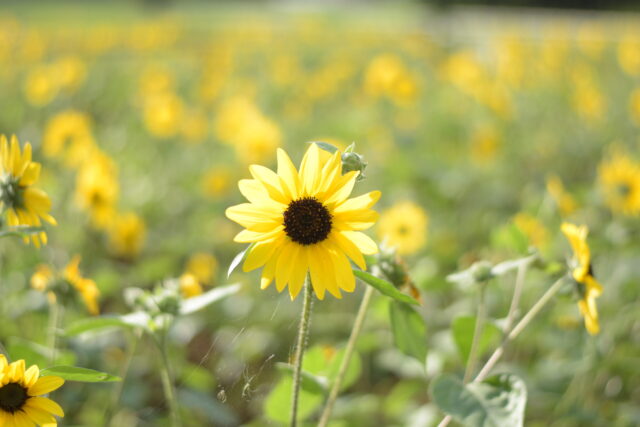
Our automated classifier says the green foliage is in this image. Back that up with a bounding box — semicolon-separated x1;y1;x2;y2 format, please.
452;316;502;364
388;301;427;363
430;373;527;427
40;366;121;382
354;270;419;305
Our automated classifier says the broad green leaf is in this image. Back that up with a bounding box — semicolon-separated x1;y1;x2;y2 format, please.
179;283;241;315
311;141;339;154
388;301;427;362
275;362;328;394
227;244;253;278
7;338;76;367
430;373;527;427
302;345;362;391
452;316;502;364
264;371;324;424
354;270;419;306
40;366;121;382
65;312;151;336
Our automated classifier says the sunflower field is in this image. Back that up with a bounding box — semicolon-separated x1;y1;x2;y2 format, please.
0;2;639;427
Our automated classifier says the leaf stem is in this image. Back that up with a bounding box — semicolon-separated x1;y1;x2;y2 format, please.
437;276;566;427
156;332;182;427
318;285;373;427
290;276;314;427
463;283;487;384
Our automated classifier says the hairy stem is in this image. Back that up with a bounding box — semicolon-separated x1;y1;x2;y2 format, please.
156;332;182;427
290;276;314;427
463;283;487;384
318;285;374;427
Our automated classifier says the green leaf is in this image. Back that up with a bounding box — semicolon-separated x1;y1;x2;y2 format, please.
388;301;427;362
65;312;151;336
264;371;324;423
40;366;121;382
179;283;241;315
275;363;328;394
310;141;339;154
452;316;502;364
354;269;419;306
302;345;362;392
0;226;45;239
227;244;253;278
430;373;527;427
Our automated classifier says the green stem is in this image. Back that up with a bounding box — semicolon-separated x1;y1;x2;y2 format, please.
318;285;373;427
290;276;314;427
103;330;141;427
156;332;182;427
463;283;487;384
437;276;566;427
47;300;62;364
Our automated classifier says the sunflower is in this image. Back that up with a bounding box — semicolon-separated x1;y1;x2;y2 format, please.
561;222;603;335
0;356;65;426
377;201;428;255
74;150;119;228
598;152;640;216
226;144;380;300
0;135;56;247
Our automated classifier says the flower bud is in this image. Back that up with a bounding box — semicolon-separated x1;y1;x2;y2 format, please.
341;144;367;180
471;261;494;283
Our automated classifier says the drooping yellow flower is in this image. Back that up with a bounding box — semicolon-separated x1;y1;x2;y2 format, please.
561;223;603;335
107;212;146;260
598;151;640;216
185;252;218;285
179;273;203;298
43;111;96;168
63;255;100;315
377;201;428;256
226;144;380;300
74;150;119;228
0;356;65;426
546;175;578;216
0;135;56;247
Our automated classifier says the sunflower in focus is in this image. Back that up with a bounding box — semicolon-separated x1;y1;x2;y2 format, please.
377;201;428;255
598;151;640;216
226;144;380;300
0;356;65;426
561;222;603;335
0;135;56;247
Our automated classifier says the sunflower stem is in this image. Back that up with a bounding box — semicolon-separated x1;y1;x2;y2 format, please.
103;329;141;427
463;282;487;384
318;285;373;427
290;276;314;427
47;300;62;364
437;276;565;427
156;331;182;427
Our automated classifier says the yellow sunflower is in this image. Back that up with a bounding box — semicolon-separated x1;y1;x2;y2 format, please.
0;356;65;426
63;256;100;315
226;144;380;300
377;201;428;255
0;135;56;247
598;152;640;216
561;222;603;335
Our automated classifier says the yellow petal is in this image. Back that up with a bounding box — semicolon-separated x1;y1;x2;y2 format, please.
342;231;378;255
276;148;300;200
28;376;65;396
308;246;327;300
24;397;64;417
334;191;381;213
276;243;298;293
8;360;26;382
243;240;280;272
288;247;309;300
299;144;321;196
330;231;366;270
249;165;289;204
24;365;40;388
11;411;35;427
260;257;278;290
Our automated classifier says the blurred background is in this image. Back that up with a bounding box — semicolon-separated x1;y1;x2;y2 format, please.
1;0;640;426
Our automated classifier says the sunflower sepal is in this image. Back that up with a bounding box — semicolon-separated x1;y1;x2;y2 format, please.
310;141;339;155
227;243;255;278
341;143;368;181
0;225;45;239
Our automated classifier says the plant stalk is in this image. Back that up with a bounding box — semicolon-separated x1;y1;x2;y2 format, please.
290;276;314;427
318;285;374;427
437;276;566;427
156;333;182;427
47;300;62;364
463;283;487;384
103;330;141;427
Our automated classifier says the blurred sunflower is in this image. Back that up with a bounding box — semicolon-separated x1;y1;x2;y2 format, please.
377;201;428;255
561;222;602;335
107;212;146;260
226;144;380;300
43;111;95;168
179;273;203;298
31;255;100;315
0;356;65;426
546;174;578;216
185;252;218;284
598;152;640;216
0;135;56;247
74;150;119;228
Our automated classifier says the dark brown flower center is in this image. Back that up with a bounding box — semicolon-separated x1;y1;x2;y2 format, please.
0;382;29;413
283;197;332;245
